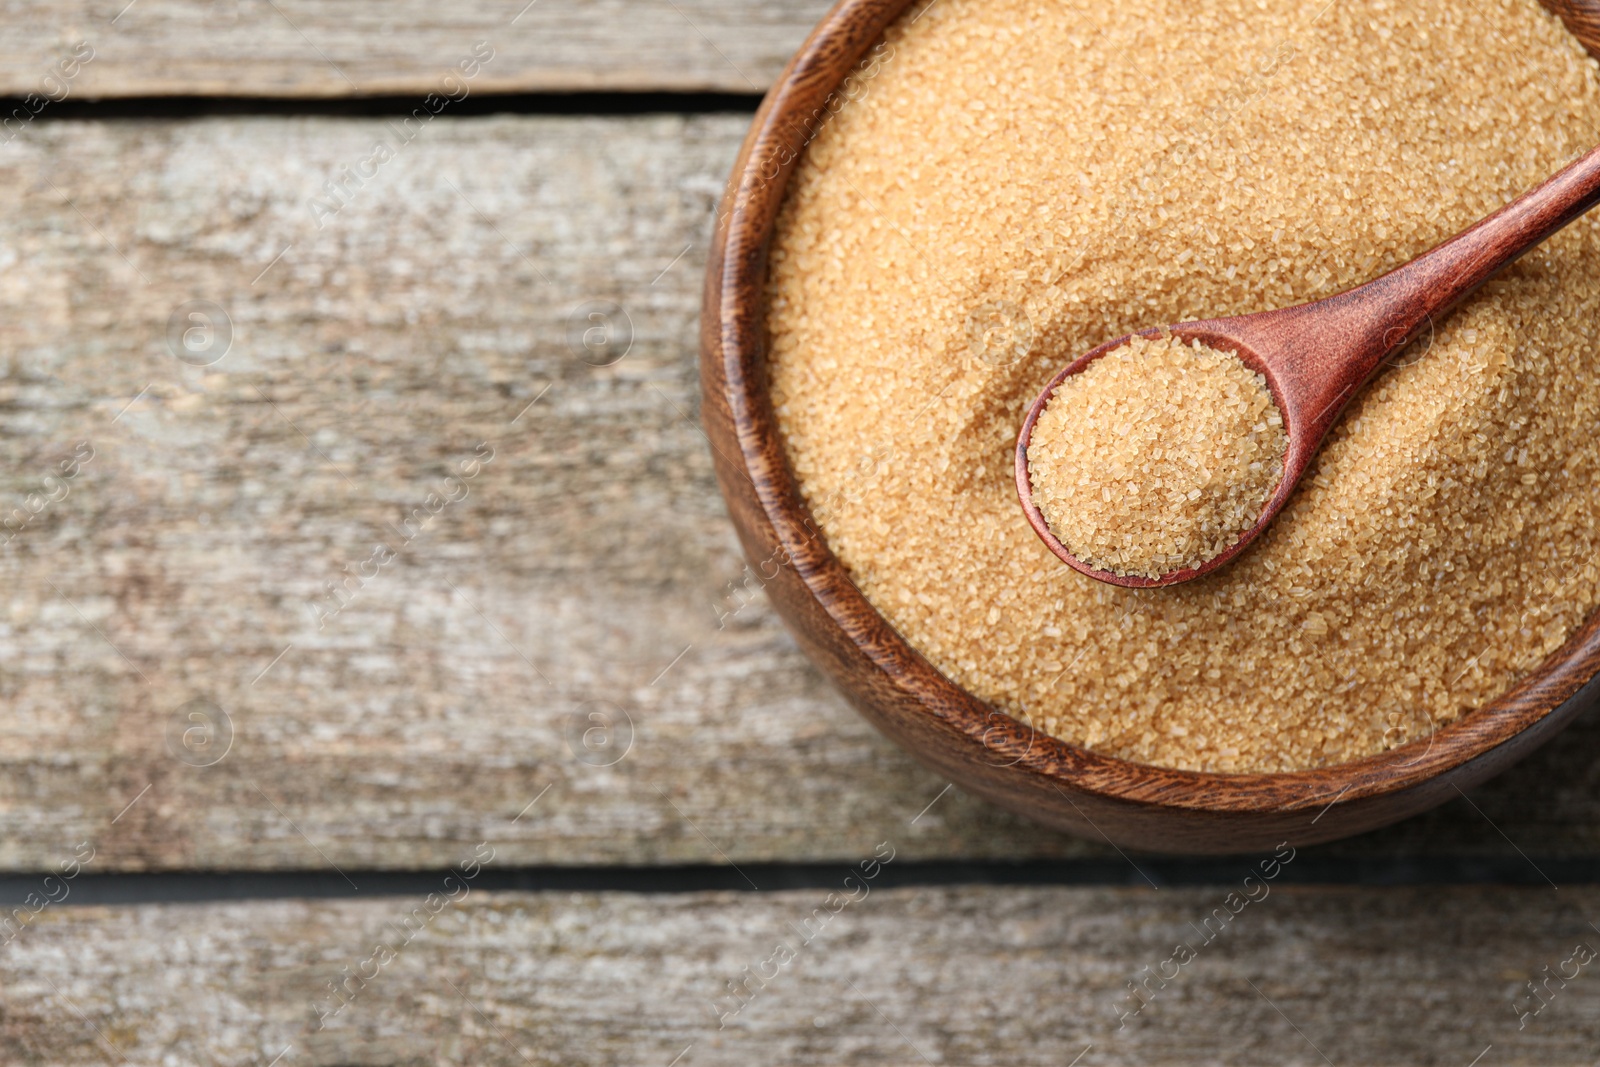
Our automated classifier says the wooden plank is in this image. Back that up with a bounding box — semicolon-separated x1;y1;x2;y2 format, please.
0;0;829;100
0;114;1597;872
0;112;1096;871
5;884;1600;1063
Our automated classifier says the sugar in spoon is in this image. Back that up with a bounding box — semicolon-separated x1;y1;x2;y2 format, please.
1016;141;1600;588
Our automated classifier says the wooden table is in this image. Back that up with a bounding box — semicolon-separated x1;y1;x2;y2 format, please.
1;3;1598;1063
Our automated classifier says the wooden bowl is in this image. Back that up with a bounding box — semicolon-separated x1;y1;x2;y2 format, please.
699;0;1600;853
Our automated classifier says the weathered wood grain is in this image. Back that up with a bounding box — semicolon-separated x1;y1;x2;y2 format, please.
0;0;830;100
5;884;1600;1064
0;115;1597;873
1;0;1597;104
0;113;1096;871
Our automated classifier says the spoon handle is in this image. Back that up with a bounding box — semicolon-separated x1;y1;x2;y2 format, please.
1238;141;1600;444
1354;140;1600;357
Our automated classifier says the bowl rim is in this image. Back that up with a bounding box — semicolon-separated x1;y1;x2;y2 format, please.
704;0;1600;816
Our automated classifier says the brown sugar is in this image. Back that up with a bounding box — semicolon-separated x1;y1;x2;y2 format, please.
1027;335;1286;578
766;0;1600;772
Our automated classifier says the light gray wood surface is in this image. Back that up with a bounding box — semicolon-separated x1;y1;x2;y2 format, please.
2;10;1596;1067
1;114;1598;872
6;884;1600;1065
0;113;1075;871
0;0;829;99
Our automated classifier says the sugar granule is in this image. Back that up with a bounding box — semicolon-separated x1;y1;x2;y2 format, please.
766;0;1600;772
1028;335;1286;578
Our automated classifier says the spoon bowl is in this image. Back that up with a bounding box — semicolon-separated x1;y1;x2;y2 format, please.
1018;140;1600;587
1016;324;1294;587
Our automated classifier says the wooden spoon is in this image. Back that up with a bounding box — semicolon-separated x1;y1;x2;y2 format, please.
1016;142;1600;589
